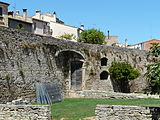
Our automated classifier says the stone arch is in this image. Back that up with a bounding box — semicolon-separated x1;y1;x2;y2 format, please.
100;71;109;80
101;57;108;66
56;50;85;90
55;49;85;60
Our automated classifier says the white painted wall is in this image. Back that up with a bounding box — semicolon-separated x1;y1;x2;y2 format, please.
33;20;44;35
32;13;56;23
50;22;79;40
128;43;144;50
33;19;50;36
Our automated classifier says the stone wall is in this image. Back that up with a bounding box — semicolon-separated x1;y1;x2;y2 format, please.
66;90;159;99
95;105;160;120
0;104;51;120
0;27;152;103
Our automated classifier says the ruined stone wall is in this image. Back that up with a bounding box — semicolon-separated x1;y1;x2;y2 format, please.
95;105;160;120
0;104;51;120
0;27;151;103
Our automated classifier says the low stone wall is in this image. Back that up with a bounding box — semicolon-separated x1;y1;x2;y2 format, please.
95;105;160;120
66;90;159;99
0;104;51;120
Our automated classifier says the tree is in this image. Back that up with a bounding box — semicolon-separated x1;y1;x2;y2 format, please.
59;33;76;40
144;43;160;95
79;28;105;45
109;62;141;93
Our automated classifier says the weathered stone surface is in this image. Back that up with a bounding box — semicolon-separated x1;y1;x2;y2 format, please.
65;90;159;99
0;27;152;103
95;105;160;120
0;104;51;120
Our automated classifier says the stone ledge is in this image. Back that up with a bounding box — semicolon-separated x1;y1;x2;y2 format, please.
0;104;51;120
95;105;160;120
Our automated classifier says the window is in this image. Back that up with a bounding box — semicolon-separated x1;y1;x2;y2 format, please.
101;57;108;66
0;7;2;16
34;23;36;30
100;71;109;80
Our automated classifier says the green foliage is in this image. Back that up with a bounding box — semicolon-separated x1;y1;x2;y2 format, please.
145;43;160;95
79;28;105;45
16;24;24;30
148;43;160;57
5;73;11;81
59;33;76;40
19;69;24;77
89;68;96;75
109;62;140;93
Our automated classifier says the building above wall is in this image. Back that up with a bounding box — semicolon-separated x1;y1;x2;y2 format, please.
128;39;160;50
0;1;9;27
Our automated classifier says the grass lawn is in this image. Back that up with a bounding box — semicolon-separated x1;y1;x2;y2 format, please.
51;98;160;120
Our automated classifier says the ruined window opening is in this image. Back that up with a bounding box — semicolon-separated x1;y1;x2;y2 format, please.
0;7;2;16
100;71;108;80
101;58;108;66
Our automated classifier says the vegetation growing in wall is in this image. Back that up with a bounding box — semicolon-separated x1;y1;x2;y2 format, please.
58;33;76;40
79;28;105;45
89;68;96;76
144;43;160;95
109;62;141;93
19;69;25;83
16;24;24;31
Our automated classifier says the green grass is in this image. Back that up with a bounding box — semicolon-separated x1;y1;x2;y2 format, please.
51;98;160;120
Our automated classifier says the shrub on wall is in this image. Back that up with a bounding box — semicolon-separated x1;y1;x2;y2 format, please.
109;62;140;93
79;28;105;45
58;33;76;40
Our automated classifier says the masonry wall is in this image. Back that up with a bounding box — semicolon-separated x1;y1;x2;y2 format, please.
95;105;160;120
0;27;152;103
0;104;51;120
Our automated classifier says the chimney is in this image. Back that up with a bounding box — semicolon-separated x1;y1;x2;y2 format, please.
16;10;20;15
53;12;56;22
23;9;27;19
107;30;110;39
125;39;128;47
80;25;84;30
35;10;41;19
8;11;14;16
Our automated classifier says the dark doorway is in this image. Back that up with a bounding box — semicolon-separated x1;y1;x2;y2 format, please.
100;71;109;80
71;61;83;90
0;7;2;16
101;58;108;66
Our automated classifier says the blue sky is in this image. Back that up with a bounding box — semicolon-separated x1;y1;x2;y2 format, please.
2;0;160;44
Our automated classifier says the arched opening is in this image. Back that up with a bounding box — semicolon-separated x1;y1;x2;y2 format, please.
101;57;108;66
100;71;109;80
57;50;85;90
